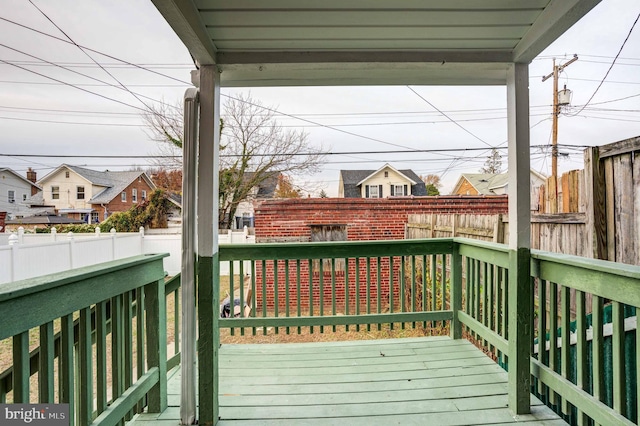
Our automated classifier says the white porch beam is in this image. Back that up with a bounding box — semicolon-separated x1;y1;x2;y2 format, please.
151;0;217;65
506;62;532;415
513;0;601;63
180;88;199;425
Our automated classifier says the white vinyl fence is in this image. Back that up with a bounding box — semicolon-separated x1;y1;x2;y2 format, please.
0;227;255;284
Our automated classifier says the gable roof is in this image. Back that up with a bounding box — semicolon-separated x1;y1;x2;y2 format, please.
356;163;417;186
453;170;547;195
0;168;41;191
36;164;156;204
340;167;427;198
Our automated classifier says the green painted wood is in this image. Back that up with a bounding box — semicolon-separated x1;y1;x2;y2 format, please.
612;301;625;415
421;255;426;328
219;239;454;261
451;245;462;339
344;257;349;331
366;257;371;332
251;262;257;336
91;368;159;426
284;259;290;335
296;260;301;335
441;254;448;328
508;247;532;415
273;260;279;335
531;250;640;307
560;285;570;415
531;359;633;425
319;259;324;333
548;281;558;405
0;254;167;340
145;277;167;413
112;295;124;405
592;295;604;404
261;260;267;335
12;331;29;402
355;257;360;332
376;258;381;331
96;301;108;414
79;307;93;425
123;291;134;420
136;290;146;413
60;314;75;426
197;254;218;424
172;288;179;355
332;258;337;332
431;254;437;328
38;322;55;403
308;259;314;334
220;311;452;329
229;261;235;336
537;279;547;397
458;240;510;269
457;311;508;354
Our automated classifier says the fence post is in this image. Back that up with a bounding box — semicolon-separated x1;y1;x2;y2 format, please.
111;228;117;260
140;226;145;255
450;241;463;339
67;232;74;269
9;233;18;282
18;226;24;244
95;227;100;237
51;227;57;242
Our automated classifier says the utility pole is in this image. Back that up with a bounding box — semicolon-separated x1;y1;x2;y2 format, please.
542;55;578;212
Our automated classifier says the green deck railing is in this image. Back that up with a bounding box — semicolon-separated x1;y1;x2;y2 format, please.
0;254;169;426
456;237;640;425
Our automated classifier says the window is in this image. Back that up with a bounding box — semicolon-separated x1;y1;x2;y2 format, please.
91;212;99;224
22;194;27;201
391;184;408;196
65;171;70;178
132;188;138;203
8;190;15;203
121;191;126;202
141;190;147;201
366;184;382;198
51;186;60;200
384;171;388;177
77;186;85;200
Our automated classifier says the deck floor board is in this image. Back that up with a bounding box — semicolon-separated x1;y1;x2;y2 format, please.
129;337;566;425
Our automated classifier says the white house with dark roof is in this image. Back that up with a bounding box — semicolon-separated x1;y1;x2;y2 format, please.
0;167;43;219
35;165;156;223
338;164;427;198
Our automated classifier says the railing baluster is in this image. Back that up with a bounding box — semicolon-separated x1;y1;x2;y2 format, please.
366;257;371;332
537;279;547;398
285;259;290;335
431;254;437;328
332;258;337;332
308;259;314;334
548;281;558;406
474;259;480;336
345;257;350;331
261;260;267;335
560;285;570;415
400;256;406;330
411;255;416;329
388;256;393;330
319;259;324;334
575;290;588;425
239;262;245;336
251;261;257;336
123;291;134;420
592;295;604;410
96;301;108;414
79;306;93;425
60;314;75;426
112;295;124;404
355;257;360;332
173;287;179;356
229;262;235;336
422;254;427;329
296;260;301;335
377;257;382;331
496;265;503;339
39;322;55;403
274;260;279;335
12;331;29;402
612;301;626;416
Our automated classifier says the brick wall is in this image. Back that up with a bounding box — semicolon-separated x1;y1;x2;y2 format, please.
0;212;6;233
101;179;155;216
251;196;507;311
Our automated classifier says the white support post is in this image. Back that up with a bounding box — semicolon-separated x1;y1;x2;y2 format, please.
506;62;532;415
180;86;199;426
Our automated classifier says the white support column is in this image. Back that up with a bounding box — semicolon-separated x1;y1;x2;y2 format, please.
506;62;532;415
180;87;199;426
197;65;221;426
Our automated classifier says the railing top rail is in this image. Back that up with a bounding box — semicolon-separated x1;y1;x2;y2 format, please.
0;253;168;303
219;238;454;260
531;248;640;279
453;237;509;253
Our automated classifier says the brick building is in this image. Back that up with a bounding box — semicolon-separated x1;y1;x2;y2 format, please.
252;196;508;310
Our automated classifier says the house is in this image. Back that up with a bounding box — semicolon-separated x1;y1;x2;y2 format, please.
35;165;156;223
0;167;43;219
338;164;427;198
229;172;279;229
451;170;546;211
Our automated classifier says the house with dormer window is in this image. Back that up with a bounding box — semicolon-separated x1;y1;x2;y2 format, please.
33;164;155;223
338;164;427;198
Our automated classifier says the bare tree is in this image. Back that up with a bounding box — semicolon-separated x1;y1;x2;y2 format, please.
480;148;503;174
143;92;326;228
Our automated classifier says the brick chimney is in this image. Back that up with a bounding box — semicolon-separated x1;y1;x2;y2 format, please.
0;212;6;233
26;168;38;196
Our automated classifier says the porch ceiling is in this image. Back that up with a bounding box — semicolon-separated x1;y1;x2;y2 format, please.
151;0;600;87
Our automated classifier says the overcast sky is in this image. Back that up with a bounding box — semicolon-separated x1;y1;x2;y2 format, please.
1;0;639;195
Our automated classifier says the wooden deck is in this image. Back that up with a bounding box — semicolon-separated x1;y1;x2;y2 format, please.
129;336;566;425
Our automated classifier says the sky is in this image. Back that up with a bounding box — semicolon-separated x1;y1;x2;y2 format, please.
1;0;639;195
